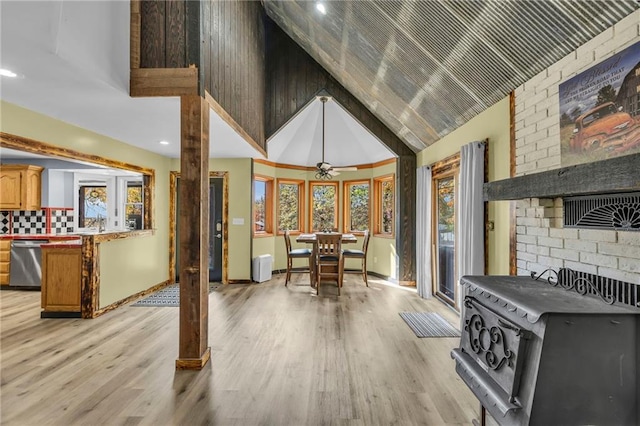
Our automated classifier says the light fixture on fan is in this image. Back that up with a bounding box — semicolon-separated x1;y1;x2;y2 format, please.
315;96;357;180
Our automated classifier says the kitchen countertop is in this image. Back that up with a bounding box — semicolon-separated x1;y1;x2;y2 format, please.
0;234;81;241
40;240;82;249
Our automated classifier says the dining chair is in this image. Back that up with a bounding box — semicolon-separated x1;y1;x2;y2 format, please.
315;232;344;295
342;230;370;287
283;230;312;286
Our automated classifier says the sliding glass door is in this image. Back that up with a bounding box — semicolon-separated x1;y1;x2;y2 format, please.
435;176;456;304
431;155;459;309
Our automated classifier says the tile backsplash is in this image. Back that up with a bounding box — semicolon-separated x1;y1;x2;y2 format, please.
0;211;9;234
0;209;74;235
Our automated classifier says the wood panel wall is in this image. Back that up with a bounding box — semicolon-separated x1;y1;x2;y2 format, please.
265;20;416;283
201;0;266;150
139;0;200;71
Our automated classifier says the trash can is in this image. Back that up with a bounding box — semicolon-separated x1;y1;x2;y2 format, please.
252;254;272;283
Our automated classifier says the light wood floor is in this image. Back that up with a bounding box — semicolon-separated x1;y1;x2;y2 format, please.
1;274;479;425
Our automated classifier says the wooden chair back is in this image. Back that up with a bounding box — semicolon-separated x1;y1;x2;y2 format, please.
316;233;342;258
284;230;293;253
315;232;343;295
362;230;371;255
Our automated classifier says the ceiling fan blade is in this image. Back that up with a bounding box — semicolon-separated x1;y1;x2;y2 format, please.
329;169;341;176
317;162;332;170
332;167;357;172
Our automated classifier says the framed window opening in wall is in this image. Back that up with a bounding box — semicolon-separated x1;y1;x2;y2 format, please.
253;175;273;236
277;178;305;234
309;181;338;232
343;179;370;234
373;174;395;237
0;132;155;231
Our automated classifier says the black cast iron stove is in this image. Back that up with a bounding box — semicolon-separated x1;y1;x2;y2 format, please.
451;271;640;425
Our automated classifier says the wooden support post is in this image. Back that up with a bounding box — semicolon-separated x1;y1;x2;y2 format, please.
176;95;211;370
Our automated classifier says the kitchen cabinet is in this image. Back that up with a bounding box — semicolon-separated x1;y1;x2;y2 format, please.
0;240;10;285
41;244;82;317
0;165;44;210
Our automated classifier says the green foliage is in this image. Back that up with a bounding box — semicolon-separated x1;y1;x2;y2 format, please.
381;181;393;233
312;185;336;231
437;177;455;234
596;84;616;106
278;183;299;231
125;186;143;216
349;184;369;231
254;196;265;231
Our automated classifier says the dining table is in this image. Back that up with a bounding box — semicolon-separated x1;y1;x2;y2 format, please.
296;232;358;288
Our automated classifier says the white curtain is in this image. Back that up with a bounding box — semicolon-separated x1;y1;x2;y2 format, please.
416;166;432;298
458;141;486;307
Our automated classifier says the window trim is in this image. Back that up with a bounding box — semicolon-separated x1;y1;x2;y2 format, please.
342;179;371;235
373;174;395;238
308;180;339;232
253;174;274;237
276;178;305;235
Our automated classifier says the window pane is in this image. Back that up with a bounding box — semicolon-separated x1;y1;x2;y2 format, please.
125;184;143;229
254;180;266;232
312;184;336;231
79;186;107;228
349;183;369;231
278;183;299;231
436;176;455;300
381;181;393;233
127;185;142;203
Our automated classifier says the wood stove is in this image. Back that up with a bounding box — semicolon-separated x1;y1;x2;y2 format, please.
452;271;640;425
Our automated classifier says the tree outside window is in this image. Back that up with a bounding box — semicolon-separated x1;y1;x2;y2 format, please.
381;180;394;233
254;175;273;235
125;183;143;229
278;179;304;233
343;180;369;233
374;175;394;236
310;182;338;232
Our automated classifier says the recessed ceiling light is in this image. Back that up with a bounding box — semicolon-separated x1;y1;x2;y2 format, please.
159;140;170;145
316;3;326;14
0;68;17;78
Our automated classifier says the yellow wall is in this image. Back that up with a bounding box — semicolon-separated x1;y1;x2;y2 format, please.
170;157;253;281
252;160;399;279
1;101;172;306
418;97;511;275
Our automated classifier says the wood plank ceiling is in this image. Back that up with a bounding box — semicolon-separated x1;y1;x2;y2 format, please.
263;0;639;153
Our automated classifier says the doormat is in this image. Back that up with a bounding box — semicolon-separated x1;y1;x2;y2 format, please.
131;283;220;307
399;312;461;338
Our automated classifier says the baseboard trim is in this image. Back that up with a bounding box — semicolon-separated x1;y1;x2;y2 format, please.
92;279;173;318
228;279;252;284
41;311;82;318
367;271;408;285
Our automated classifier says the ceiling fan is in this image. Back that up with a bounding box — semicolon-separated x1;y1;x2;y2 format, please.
315;96;357;180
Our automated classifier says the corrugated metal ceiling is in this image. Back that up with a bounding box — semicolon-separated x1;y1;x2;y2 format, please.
263;0;639;152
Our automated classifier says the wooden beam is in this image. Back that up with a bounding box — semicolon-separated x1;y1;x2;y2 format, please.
130;0;141;69
130;68;198;97
484;152;640;201
397;154;416;284
176;95;210;370
509;91;517;276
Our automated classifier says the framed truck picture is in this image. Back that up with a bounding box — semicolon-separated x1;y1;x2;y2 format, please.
559;41;640;167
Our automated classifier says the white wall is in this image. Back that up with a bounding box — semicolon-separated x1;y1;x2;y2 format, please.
514;12;640;284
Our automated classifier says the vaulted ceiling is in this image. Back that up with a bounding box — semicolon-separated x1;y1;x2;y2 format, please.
263;0;639;153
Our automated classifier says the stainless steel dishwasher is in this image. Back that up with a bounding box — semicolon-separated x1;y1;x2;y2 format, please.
9;240;48;287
